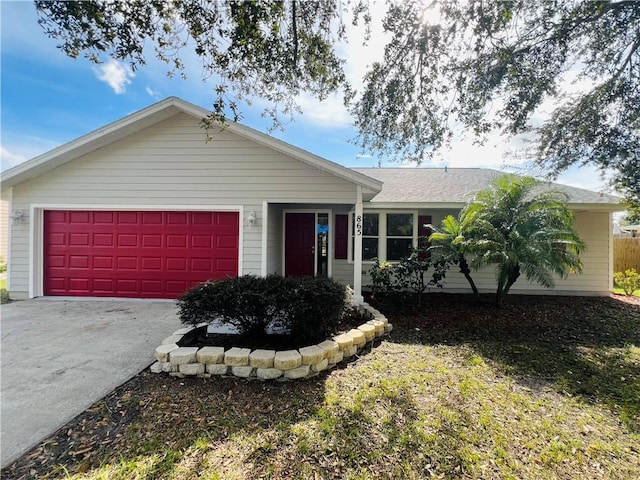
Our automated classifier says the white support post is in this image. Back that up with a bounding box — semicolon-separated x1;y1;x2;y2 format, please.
353;186;364;304
261;201;268;277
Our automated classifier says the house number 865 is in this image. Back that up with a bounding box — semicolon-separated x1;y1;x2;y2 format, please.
355;215;363;236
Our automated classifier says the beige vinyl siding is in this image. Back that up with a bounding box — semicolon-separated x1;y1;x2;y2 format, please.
266;203;283;275
433;211;611;295
9;113;358;297
331;260;354;285
353;209;612;296
0;193;9;263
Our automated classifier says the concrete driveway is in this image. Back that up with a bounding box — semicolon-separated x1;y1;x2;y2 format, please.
1;298;181;468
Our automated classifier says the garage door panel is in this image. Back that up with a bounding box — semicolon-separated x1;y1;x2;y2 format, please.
93;279;114;292
217;212;239;226
166;281;189;294
216;258;239;273
69;211;90;224
191;258;212;271
166;235;187;248
44;210;239;299
141;257;163;270
117;234;139;247
117;257;138;270
69;278;90;292
117;212;139;223
216;235;238;248
93;212;115;223
69;256;90;269
93;257;114;269
92;234;113;246
116;279;138;293
47;232;67;246
167;212;188;225
142;234;162;247
166;257;187;271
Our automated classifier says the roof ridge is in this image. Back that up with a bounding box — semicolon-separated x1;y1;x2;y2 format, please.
352;167;488;170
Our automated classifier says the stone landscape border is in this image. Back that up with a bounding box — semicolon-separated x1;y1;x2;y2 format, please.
150;303;392;381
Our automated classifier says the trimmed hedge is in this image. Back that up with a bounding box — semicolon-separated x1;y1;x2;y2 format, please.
178;275;347;344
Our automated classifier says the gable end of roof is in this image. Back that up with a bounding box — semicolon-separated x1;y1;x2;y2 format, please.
2;97;382;193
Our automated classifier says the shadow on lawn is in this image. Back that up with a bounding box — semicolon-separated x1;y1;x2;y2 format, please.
2;373;330;480
380;293;640;433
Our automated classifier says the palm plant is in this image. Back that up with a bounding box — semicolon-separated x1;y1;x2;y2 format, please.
428;213;480;298
466;175;585;304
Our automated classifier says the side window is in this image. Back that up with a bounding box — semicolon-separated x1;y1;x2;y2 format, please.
386;213;413;261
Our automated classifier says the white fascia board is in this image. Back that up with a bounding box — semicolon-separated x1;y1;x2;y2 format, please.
567;203;627;212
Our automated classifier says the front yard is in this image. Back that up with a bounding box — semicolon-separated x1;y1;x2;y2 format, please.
3;294;639;479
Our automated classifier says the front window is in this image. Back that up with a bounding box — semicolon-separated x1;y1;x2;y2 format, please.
351;212;416;262
386;213;413;260
353;213;379;260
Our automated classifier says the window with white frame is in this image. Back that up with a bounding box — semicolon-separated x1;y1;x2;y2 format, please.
386;213;414;260
352;213;379;260
351;212;416;262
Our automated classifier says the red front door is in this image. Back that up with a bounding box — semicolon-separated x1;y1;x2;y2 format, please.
285;213;315;277
43;210;239;299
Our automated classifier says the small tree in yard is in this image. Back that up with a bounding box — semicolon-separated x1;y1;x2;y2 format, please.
428;214;481;298
466;175;585;305
393;248;448;306
614;269;640;296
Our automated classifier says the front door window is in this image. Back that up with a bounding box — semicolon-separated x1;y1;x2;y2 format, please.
317;213;329;276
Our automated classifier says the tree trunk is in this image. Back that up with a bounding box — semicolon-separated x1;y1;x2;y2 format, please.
496;265;520;305
459;256;480;298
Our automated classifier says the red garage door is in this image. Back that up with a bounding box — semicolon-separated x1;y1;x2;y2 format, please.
44;210;239;299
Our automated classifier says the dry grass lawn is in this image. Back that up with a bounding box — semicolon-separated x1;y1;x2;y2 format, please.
3;294;639;479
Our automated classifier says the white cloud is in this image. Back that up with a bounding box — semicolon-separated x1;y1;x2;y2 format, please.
0;146;28;170
295;93;352;127
555;164;615;194
1;136;61;172
94;61;135;94
292;1;389;129
145;86;161;99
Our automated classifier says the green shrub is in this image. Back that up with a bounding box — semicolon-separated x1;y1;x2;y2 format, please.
178;275;347;343
368;250;447;304
394;249;447;305
178;275;289;337
287;276;347;344
614;269;640;296
369;258;398;297
0;257;6;274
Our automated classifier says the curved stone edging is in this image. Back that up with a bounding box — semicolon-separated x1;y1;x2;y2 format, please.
150;303;392;381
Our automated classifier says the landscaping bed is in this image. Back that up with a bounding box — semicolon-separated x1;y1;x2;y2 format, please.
3;293;639;480
151;303;390;381
180;307;372;350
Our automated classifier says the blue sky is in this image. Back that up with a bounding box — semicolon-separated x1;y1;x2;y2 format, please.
0;1;612;194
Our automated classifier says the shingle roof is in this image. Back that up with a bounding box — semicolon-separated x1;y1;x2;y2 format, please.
352;168;623;206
